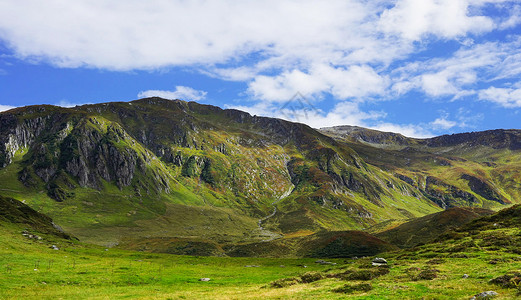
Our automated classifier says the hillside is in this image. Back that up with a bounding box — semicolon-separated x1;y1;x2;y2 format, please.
0;195;74;240
0;98;442;248
2;204;520;298
1;98;520;250
374;207;494;248
321;125;521;209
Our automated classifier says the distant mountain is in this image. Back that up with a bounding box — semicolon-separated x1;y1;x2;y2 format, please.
321;125;521;209
0;98;519;251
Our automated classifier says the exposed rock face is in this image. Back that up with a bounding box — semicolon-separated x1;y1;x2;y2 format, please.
2;97;520;240
423;176;477;209
0;114;51;167
59;124;140;189
461;174;506;204
0;109;168;201
426;130;521;150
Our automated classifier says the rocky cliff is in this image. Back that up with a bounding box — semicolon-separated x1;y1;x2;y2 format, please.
0;98;517;247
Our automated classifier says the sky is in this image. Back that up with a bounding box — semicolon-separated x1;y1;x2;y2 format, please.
0;1;520;138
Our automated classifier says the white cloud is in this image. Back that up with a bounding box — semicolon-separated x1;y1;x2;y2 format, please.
230;100;382;127
0;0;519;134
0;0;376;70
421;72;459;97
0;1;509;75
0;104;16;112
498;5;521;29
371;123;433;138
138;86;207;101
431;116;458;130
204;67;257;81
247;64;388;102
478;87;521;107
379;0;495;40
55;100;91;108
391;40;517;98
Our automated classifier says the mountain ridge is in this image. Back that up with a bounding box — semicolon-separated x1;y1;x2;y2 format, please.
1;97;519;250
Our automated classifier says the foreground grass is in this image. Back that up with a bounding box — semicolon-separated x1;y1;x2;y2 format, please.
2;224;521;300
0;225;342;299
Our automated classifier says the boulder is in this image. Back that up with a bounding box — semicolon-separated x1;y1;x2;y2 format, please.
470;291;498;300
372;257;388;266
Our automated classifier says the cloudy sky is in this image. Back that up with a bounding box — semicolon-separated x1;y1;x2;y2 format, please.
0;0;520;137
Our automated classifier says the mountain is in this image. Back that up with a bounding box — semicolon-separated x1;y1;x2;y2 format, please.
0;98;519;251
321;125;521;209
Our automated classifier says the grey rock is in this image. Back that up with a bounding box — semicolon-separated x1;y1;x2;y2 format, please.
470;291;498;300
372;257;388;266
199;278;211;282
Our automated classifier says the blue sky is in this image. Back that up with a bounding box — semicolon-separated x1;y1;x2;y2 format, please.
0;0;520;137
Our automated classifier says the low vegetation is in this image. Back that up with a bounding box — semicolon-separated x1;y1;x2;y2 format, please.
2;204;521;299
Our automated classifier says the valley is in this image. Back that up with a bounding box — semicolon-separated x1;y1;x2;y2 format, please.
1;98;521;298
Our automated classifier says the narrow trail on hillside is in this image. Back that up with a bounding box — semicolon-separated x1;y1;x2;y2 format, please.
255;185;294;242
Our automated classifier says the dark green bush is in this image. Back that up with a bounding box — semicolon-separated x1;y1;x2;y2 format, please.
300;272;325;283
270;277;301;288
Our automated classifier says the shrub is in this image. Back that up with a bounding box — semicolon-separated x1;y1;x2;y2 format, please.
270;277;302;288
490;272;521;289
407;267;440;281
300;272;325;283
417;269;439;280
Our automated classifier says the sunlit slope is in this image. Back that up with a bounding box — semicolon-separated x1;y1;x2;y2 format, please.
0;98;441;246
321;126;521;210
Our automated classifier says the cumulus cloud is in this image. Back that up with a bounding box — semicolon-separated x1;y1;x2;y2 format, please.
0;104;16;112
0;0;519;131
138;86;207;101
0;1;509;74
247;64;388;102
378;0;495;40
431;116;458;130
478;87;521;107
0;0;375;70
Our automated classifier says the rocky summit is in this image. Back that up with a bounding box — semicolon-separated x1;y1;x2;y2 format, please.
1;98;520;253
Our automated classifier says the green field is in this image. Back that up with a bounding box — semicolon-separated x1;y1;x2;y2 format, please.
2;215;521;299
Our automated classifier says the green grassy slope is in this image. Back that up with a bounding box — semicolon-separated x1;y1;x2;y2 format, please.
2;204;521;299
375;207;494;248
321;126;521;211
0;98;442;248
